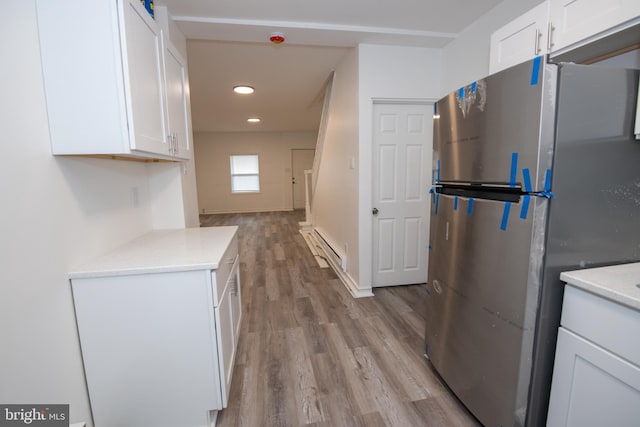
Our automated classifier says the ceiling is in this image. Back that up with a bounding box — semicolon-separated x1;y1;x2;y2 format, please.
157;0;504;133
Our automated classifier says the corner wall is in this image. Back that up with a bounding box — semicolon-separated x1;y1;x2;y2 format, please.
194;131;317;214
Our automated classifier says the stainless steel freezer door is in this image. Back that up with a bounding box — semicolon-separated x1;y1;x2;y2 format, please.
425;193;546;427
433;58;557;191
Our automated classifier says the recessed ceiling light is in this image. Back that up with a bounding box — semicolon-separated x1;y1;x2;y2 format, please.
247;118;261;123
233;85;254;94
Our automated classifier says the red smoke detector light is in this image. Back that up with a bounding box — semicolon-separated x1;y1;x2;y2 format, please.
269;33;285;44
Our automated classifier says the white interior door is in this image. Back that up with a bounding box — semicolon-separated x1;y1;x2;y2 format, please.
292;149;315;209
372;102;432;287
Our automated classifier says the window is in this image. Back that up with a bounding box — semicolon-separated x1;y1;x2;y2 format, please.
230;154;260;193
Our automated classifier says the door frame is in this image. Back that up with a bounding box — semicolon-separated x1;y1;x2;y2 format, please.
291;148;315;210
370;99;435;287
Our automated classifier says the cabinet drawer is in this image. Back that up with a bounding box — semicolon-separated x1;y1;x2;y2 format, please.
561;285;640;366
211;234;238;306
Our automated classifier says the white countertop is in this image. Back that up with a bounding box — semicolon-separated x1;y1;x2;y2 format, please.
69;226;238;279
560;262;640;311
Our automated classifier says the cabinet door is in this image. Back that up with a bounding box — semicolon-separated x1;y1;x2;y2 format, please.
549;0;640;54
120;0;169;156
489;1;549;74
164;42;193;160
217;280;235;408
547;328;640;427
229;258;242;347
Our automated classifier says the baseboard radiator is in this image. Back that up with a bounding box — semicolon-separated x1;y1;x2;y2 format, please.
312;229;346;272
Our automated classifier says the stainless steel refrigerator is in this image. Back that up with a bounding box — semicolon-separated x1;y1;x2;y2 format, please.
424;57;640;427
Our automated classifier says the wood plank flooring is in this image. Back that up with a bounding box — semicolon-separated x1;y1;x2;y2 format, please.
200;211;480;427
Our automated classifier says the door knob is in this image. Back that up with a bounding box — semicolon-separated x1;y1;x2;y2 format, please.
372;207;379;215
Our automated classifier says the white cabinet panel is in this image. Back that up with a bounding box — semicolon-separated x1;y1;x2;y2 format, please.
549;0;640;54
72;270;223;427
490;1;550;74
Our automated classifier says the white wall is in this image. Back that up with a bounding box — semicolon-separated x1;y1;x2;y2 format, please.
0;2;195;425
357;44;443;292
194;131;317;214
440;0;544;96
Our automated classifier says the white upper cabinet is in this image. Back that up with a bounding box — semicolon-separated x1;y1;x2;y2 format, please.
490;1;550;74
36;0;193;161
548;0;640;55
490;0;639;73
163;42;193;160
120;0;168;155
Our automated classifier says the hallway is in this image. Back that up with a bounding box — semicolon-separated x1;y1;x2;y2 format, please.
201;211;479;427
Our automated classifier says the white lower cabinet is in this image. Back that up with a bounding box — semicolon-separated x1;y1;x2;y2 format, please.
70;228;240;427
547;285;640;427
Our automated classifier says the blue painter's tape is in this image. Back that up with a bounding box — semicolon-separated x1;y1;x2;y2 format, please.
454;196;459;211
531;56;542;86
471;81;477;93
467;198;474;215
521;168;532;219
544;168;552;192
520;195;531;219
534;168;555;199
434;193;440;215
459;87;464;98
500;202;512;231
522;168;532;192
510;152;519;188
434;103;438;115
425;287;431;296
437;160;441;183
425;343;429;354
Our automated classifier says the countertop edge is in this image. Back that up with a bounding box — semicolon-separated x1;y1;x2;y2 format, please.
69;263;217;280
560;263;640;311
67;226;238;280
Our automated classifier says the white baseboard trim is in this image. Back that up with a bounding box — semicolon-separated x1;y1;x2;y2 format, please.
301;229;373;298
298;221;313;231
200;207;293;215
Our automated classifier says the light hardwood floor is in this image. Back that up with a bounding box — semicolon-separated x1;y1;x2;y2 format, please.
201;210;480;427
